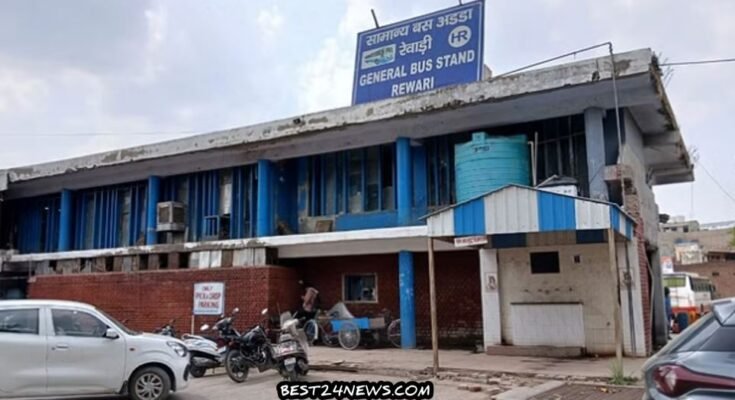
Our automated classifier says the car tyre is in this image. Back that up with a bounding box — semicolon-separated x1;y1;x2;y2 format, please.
129;366;171;400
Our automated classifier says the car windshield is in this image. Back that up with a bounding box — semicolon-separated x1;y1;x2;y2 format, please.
96;308;140;336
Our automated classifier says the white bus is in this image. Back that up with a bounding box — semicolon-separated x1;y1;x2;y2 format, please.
663;272;715;319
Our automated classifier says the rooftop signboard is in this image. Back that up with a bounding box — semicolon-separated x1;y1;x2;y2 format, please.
352;1;485;105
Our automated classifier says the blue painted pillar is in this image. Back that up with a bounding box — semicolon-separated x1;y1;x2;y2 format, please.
399;251;416;348
257;159;274;237
146;176;161;245
584;108;609;201
396;137;413;226
58;189;73;251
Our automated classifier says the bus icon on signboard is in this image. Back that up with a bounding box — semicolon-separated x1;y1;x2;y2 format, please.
361;44;396;69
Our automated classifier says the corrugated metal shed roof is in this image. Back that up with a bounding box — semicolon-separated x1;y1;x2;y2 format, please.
425;184;635;240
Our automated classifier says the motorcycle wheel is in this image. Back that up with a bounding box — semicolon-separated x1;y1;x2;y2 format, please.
284;369;300;382
189;366;206;378
225;350;249;383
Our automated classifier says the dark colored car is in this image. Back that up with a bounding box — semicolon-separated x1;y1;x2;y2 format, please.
642;298;735;399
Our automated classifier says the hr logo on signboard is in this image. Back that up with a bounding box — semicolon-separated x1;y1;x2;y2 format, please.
448;25;471;48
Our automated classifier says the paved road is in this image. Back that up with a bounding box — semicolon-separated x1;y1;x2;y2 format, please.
14;370;490;400
172;370;490;400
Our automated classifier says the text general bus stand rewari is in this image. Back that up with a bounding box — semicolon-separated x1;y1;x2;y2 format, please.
352;2;484;104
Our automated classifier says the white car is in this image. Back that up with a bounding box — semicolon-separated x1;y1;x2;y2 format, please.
0;300;190;400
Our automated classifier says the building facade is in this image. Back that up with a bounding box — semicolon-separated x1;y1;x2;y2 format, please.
0;49;692;356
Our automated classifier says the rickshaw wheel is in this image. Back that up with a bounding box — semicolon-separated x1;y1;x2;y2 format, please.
338;321;361;350
387;319;401;348
321;321;339;347
304;319;318;344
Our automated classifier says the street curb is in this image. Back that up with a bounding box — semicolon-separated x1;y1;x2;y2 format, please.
495;381;565;400
311;362;644;388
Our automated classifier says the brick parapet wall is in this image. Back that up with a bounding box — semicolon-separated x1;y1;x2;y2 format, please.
28;266;301;335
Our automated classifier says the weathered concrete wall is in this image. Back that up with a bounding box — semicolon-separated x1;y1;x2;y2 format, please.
623;109;659;246
659;228;734;260
5;50;660;199
498;244;617;355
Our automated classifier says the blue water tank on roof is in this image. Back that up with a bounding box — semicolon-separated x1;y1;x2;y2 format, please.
455;132;530;202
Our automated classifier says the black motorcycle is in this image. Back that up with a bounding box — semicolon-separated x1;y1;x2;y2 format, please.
224;308;275;383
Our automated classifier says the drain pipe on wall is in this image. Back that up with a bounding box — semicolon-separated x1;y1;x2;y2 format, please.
624;242;638;355
528;132;539;186
608;42;627;209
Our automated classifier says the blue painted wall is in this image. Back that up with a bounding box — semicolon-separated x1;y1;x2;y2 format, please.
9;195;61;253
335;210;398;231
162;166;256;241
73;182;147;250
397;138;413;226
412;145;428;222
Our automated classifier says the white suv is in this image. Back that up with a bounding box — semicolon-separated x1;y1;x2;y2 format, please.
0;300;189;400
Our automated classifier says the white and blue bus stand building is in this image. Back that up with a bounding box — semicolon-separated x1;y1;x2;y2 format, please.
0;49;693;357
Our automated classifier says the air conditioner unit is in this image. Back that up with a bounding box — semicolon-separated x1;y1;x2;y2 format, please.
157;202;186;232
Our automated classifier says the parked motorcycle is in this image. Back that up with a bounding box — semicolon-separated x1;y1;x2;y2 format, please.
182;308;241;378
154;319;177;337
273;313;309;381
225;308;275;383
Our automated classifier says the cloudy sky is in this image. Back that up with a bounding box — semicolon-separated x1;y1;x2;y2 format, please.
1;0;733;223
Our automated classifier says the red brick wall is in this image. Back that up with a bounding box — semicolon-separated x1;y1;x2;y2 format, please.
677;262;735;299
625;188;653;354
28;267;302;335
284;251;482;346
414;251;483;345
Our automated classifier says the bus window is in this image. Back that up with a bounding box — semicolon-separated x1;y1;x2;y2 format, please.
665;276;686;288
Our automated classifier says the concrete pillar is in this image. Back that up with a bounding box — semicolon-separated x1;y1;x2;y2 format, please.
584;108;609;201
58;189;73;251
396;137;413;226
256;160;274;237
146;176;161;245
479;248;502;347
398;251;416;348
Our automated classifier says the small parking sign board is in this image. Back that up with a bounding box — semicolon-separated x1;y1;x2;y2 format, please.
352;1;485;104
193;282;225;316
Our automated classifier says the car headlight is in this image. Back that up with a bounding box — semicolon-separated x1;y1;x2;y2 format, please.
167;341;188;358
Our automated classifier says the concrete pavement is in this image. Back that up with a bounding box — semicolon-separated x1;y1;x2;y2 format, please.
171;370;492;400
310;347;647;380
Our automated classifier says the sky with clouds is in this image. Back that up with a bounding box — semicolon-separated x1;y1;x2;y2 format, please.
0;0;733;223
